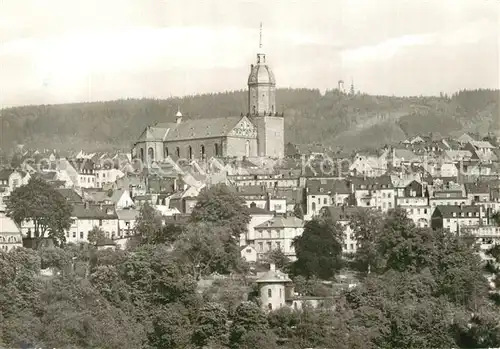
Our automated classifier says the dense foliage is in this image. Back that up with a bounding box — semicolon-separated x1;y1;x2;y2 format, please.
3;186;500;348
1;88;498;152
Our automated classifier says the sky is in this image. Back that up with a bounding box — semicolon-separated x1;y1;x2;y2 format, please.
0;0;498;107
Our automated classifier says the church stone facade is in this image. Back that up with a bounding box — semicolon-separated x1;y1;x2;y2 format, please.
132;45;284;164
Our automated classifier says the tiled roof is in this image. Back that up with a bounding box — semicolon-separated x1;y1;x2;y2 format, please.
433;205;480;218
255;215;304;229
464;182;490;195
139;117;244;142
256;269;292;283
320;206;367;221
116;208;139;220
248;206;273;215
56;188;84;203
72;203;118;219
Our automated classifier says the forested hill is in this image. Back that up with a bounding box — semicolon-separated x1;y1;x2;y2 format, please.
1;88;498;152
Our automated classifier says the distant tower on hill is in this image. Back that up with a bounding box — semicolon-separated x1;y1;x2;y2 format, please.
338;80;344;92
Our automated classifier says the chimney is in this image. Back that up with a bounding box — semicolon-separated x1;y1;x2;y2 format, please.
269;263;275;272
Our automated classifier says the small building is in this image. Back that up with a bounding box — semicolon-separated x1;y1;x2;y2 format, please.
240;245;258;263
256;263;292;311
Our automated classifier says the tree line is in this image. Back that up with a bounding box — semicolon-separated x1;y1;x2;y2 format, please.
1;88;498;152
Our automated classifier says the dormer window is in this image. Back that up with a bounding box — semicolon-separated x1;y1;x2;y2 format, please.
452;212;457;217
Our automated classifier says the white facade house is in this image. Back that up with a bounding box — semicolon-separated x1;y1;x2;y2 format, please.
253;214;304;261
0;212;23;252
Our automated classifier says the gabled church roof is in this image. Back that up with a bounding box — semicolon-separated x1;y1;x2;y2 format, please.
137;116;256;143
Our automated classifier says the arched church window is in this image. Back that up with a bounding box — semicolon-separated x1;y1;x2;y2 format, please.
201;145;205;160
253;105;256;114
140;148;144;161
164;147;169;158
176;147;180;158
188;146;193;160
148;147;154;162
214;144;220;157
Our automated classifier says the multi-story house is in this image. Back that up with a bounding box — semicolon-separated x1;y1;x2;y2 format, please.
65;203;119;243
396;180;431;227
429;188;470;211
253;213;304;261
95;168;125;188
431;205;484;234
305;178;351;216
350;175;395;212
74;159;97;188
465;182;491;203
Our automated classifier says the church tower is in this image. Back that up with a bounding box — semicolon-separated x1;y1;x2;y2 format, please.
248;23;284;158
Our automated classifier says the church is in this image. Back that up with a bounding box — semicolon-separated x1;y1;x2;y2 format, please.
132;34;284;164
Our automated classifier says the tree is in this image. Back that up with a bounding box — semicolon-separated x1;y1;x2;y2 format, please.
148;303;193;349
87;226;106;246
6;177;73;248
263;249;291;272
190;184;250;240
291;218;344;280
229;301;274;348
135;202;163;245
192;302;229;347
350;209;384;274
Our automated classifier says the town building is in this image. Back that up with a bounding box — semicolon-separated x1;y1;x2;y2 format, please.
253;213;304;261
0;212;23;252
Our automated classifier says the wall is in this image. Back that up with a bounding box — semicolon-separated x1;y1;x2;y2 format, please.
251;116;284;158
259;282;286;311
243;213;274;245
226;137;258;158
164;137;225;160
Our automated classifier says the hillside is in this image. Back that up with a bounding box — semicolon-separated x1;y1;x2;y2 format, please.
1;88;498;152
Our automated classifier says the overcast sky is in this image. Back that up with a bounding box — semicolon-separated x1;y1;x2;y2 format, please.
0;0;498;107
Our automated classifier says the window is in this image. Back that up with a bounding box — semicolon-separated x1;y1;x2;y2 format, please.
72;232;76;238
188;146;193;160
276;241;281;250
311;202;316;211
268;288;272;297
164;147;169;158
246;248;252;253
267;242;272;251
214;143;220;157
317;198;320;204
323;198;327;205
258;242;263;251
279;289;282;298
201;145;205;159
80;232;84;239
268;303;272;310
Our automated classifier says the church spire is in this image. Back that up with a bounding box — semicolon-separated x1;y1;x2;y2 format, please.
259;22;263;50
257;22;266;64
